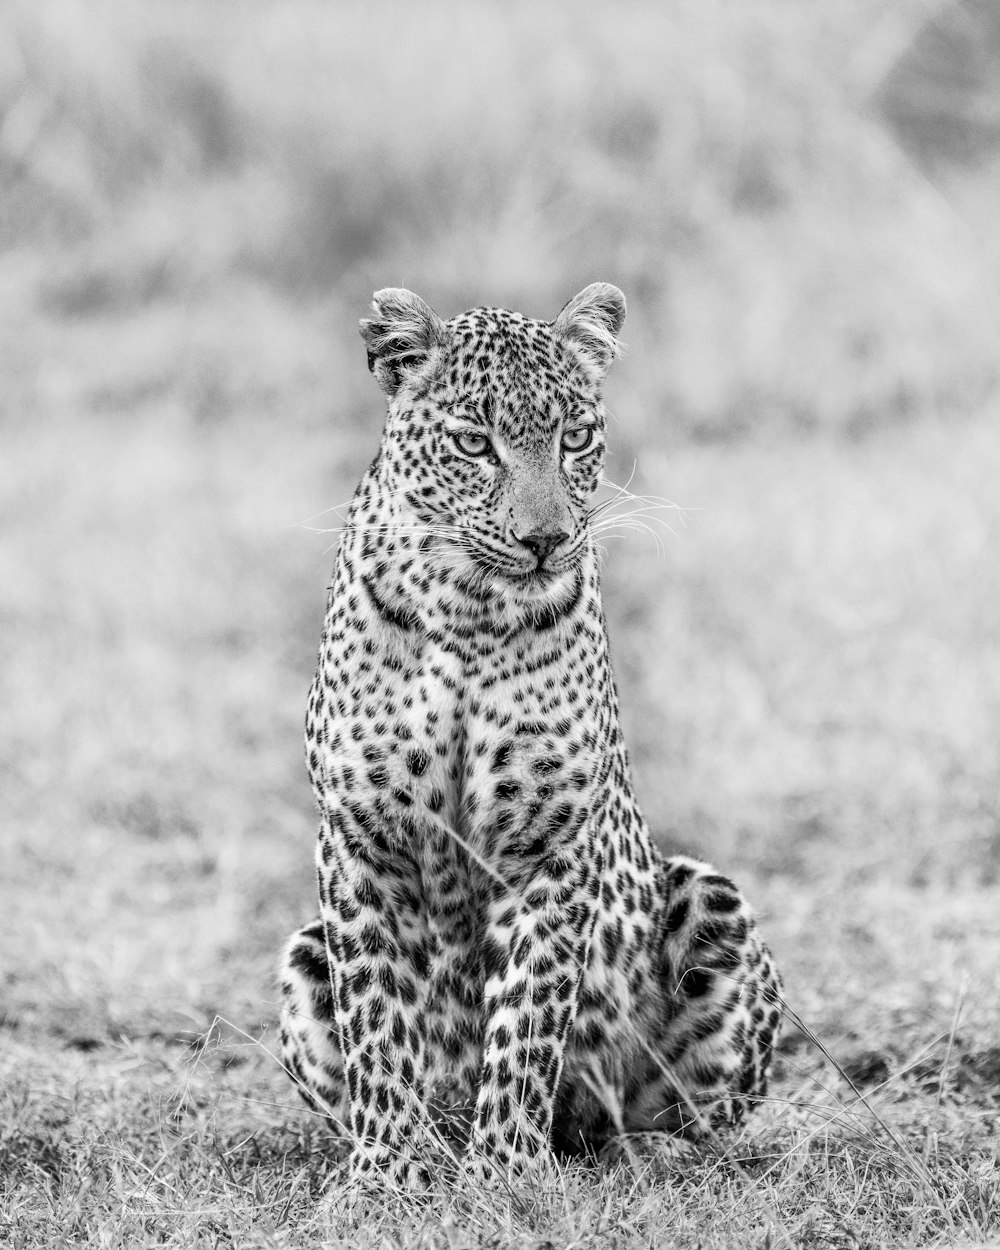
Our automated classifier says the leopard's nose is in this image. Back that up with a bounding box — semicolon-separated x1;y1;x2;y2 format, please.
516;531;570;565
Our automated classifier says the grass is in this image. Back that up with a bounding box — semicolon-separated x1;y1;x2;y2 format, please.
3;0;1000;1244
2;954;998;1248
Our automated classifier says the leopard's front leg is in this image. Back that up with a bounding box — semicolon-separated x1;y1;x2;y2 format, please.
469;844;600;1178
318;811;432;1189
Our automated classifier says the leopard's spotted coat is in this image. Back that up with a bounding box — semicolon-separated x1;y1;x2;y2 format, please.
279;284;782;1188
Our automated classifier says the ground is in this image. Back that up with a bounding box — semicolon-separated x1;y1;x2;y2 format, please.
2;2;1000;1246
3;413;998;1247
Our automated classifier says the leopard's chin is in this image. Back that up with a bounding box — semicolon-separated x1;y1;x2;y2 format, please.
502;563;581;608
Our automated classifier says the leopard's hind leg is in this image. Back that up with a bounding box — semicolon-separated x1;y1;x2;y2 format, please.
278;918;348;1125
622;856;783;1139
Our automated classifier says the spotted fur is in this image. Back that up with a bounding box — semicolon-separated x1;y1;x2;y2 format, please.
278;284;782;1189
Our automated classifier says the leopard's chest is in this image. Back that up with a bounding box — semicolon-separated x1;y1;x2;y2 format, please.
308;605;610;861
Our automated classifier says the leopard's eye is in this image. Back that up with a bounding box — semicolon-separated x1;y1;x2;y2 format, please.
561;426;594;454
452;430;492;457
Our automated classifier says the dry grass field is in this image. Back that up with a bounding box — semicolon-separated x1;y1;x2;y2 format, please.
2;2;999;1246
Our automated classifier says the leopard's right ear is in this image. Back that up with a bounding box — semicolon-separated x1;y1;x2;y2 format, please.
359;288;448;398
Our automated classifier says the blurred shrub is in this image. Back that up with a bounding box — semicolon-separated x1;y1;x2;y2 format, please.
878;0;1000;173
2;0;998;439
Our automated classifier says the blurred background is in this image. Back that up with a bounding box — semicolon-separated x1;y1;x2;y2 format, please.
2;0;999;1048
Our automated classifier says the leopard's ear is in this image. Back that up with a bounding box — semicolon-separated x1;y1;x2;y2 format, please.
552;283;626;381
359;288;448;398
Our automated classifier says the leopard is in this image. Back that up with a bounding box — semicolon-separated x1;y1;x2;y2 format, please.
278;283;782;1191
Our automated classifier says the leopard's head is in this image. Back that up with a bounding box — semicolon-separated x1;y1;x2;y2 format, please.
360;283;625;600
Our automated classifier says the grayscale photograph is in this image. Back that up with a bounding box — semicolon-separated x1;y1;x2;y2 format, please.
2;2;998;1246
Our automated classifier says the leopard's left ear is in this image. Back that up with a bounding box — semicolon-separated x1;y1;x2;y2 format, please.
553;283;626;380
359;288;448;398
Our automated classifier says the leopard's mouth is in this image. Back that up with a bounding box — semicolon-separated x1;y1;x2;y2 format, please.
450;531;584;599
516;566;559;590
456;552;566;598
